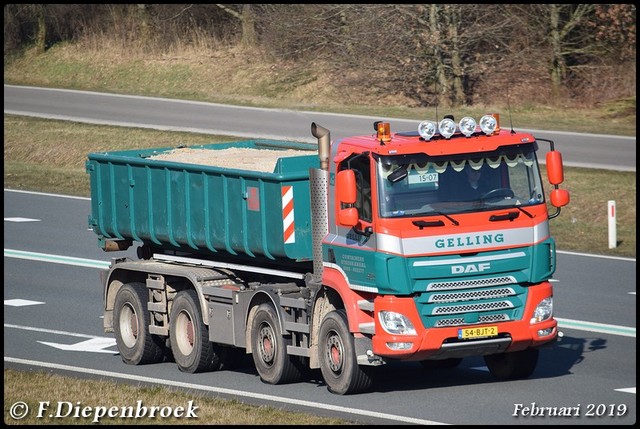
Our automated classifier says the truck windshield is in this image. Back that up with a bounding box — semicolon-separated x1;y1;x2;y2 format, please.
376;144;544;218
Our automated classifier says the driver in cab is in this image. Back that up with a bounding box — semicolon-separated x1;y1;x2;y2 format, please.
458;164;488;201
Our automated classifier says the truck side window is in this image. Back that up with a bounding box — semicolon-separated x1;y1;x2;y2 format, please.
339;155;372;222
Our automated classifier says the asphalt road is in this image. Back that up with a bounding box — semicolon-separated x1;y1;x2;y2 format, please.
4;190;636;425
3;84;636;172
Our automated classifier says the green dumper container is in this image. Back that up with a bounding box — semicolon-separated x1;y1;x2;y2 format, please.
86;140;319;269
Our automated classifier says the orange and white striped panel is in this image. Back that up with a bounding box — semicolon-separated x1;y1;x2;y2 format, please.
281;185;295;244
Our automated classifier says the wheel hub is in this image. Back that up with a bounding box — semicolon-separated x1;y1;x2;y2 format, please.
258;325;275;364
326;334;343;373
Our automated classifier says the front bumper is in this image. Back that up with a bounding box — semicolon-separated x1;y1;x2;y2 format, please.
371;281;557;361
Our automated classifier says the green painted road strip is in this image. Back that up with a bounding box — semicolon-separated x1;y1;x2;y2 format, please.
556;317;635;338
4;248;635;338
4;248;110;269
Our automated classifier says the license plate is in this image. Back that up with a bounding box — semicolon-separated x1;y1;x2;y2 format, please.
458;326;498;339
408;172;439;185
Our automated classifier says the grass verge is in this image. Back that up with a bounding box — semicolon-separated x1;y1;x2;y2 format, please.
3;369;356;425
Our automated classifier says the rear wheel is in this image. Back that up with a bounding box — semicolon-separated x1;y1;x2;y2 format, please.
484;348;539;380
318;310;373;395
113;282;165;365
170;289;220;373
251;304;302;384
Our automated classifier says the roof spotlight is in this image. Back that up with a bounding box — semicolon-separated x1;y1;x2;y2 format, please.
438;118;456;139
458;117;477;137
480;114;498;135
418;120;437;141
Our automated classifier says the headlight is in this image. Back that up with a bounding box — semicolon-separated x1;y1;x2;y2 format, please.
530;297;553;324
379;311;416;335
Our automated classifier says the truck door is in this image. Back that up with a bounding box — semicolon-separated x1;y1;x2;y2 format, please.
332;154;378;292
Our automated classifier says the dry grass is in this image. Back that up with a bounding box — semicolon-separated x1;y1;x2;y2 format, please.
541;166;636;257
4;369;357;425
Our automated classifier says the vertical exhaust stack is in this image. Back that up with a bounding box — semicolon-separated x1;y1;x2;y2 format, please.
309;123;331;283
311;122;331;171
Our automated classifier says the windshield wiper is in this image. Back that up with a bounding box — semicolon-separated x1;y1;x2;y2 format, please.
412;211;459;229
515;206;534;218
489;211;520;222
412;219;444;229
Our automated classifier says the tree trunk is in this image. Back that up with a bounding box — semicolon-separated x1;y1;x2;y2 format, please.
429;5;448;109
240;4;257;47
35;5;46;52
447;6;465;107
548;4;564;102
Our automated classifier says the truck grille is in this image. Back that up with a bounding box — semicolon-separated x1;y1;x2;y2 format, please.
415;276;526;328
428;287;516;303
434;313;510;327
427;276;516;291
432;300;513;315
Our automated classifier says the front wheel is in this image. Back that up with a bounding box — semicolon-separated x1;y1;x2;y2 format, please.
169;289;220;373
318;310;373;395
250;304;302;384
484;348;539;380
113;282;165;365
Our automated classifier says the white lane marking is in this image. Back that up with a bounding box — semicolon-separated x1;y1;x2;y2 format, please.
5;324;106;339
4;217;40;222
4;249;636;338
38;337;117;354
4;299;45;307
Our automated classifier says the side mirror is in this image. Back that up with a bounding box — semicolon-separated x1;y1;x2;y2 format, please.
336;169;358;227
546;151;564;185
336;169;357;204
550;188;570;208
338;207;359;227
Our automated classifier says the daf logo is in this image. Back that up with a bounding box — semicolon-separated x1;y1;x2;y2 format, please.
451;263;491;274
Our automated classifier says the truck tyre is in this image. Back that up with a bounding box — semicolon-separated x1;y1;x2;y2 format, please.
318;310;374;395
169;289;220;373
250;303;302;384
484;348;539;380
420;358;463;370
113;282;165;365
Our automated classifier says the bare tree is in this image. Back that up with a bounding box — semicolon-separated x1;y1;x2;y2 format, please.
215;4;257;47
